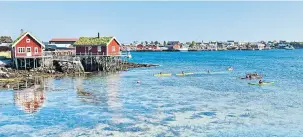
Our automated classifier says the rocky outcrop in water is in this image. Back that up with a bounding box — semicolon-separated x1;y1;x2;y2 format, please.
123;62;158;69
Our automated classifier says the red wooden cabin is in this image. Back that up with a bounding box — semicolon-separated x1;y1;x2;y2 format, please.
74;34;120;56
11;32;45;69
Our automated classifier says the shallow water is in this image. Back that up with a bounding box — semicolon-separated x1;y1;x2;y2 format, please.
1;50;303;137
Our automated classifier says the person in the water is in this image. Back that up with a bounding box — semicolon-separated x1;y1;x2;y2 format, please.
207;70;210;74
259;80;263;84
181;71;184;75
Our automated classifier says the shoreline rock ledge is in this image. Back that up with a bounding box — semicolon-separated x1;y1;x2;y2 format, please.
0;62;158;79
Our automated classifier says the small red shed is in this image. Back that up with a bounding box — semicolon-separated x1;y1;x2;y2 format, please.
74;35;121;56
10;32;45;69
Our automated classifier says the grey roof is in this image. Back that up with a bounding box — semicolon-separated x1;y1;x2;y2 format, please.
0;43;10;47
167;41;180;45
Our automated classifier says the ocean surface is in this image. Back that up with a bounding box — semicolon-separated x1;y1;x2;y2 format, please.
1;50;303;137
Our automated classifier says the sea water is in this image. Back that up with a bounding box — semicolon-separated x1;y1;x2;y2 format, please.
0;50;303;136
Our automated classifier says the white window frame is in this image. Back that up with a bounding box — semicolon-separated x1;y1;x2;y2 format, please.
98;46;102;52
112;46;115;52
18;47;25;53
26;39;30;43
26;47;31;53
34;47;38;53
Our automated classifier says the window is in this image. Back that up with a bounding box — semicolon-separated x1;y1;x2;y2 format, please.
26;47;31;52
34;47;38;53
26;39;30;43
98;46;102;52
112;46;115;52
18;47;25;53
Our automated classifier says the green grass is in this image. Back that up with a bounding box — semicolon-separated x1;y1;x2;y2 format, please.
74;37;113;46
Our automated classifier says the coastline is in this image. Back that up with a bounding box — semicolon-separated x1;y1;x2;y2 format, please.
122;48;291;52
0;62;158;82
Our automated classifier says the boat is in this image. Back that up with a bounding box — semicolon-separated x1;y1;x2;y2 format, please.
126;48;132;58
241;75;263;80
284;45;295;50
176;72;194;76
227;67;233;71
177;47;188;52
159;46;168;51
127;54;132;58
154;73;172;77
248;82;274;86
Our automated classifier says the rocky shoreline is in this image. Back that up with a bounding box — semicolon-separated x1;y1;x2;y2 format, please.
0;62;158;90
0;62;158;80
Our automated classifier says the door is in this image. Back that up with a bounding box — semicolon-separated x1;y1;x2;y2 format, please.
26;47;32;56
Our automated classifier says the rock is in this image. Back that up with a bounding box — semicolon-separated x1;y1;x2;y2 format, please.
47;70;55;74
4;74;10;78
7;68;12;71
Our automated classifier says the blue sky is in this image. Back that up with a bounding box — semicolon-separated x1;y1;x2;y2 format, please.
1;1;303;43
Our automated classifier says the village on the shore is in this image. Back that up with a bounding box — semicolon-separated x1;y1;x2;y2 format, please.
120;40;300;51
0;30;156;80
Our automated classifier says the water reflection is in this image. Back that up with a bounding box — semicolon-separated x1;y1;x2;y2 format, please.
104;73;124;124
13;77;46;113
74;72;124;123
74;76;98;104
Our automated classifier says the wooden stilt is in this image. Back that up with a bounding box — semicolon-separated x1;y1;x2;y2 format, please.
24;58;26;70
97;57;100;71
25;80;28;88
15;58;19;70
90;56;93;71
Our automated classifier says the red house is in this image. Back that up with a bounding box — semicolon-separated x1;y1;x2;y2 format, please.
167;41;180;50
136;44;144;50
11;32;45;69
74;34;120;56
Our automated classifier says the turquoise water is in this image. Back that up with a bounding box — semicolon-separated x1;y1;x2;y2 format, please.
1;50;303;136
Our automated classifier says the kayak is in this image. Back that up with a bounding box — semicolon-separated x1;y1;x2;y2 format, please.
154;73;172;77
241;76;263;79
248;82;274;86
176;72;194;76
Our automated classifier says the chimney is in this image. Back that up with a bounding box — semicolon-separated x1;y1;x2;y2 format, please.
98;32;100;38
20;29;24;35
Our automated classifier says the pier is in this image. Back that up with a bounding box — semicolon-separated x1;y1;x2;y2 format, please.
45;52;129;72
